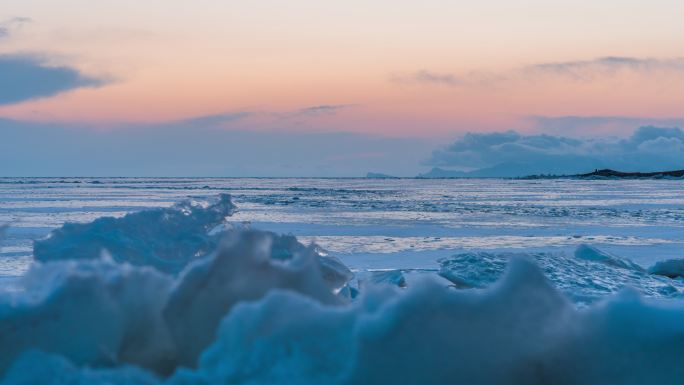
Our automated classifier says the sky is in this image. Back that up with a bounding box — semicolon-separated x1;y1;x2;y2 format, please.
1;1;684;176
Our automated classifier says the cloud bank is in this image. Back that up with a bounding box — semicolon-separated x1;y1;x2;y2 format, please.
0;17;30;39
528;116;684;136
426;126;684;176
391;70;464;86
526;56;684;80
0;54;106;105
395;56;684;87
294;104;355;116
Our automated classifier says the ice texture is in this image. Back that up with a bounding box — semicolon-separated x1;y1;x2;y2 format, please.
179;259;572;385
649;258;684;278
574;244;645;271
162;230;345;367
369;270;407;288
7;259;684;384
5;194;684;384
5;177;684;276
0;196;355;381
0;256;174;374
3;350;160;385
33;194;236;274
438;245;681;304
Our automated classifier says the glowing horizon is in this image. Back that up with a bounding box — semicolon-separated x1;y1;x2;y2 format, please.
1;0;684;137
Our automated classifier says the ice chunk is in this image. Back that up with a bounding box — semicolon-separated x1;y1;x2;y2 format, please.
170;258;684;385
30;194;353;293
439;246;680;304
169;290;359;385
369;270;407;288
170;259;572;384
438;252;507;289
33;194;236;274
7;259;684;385
574;244;644;271
163;230;345;367
649;258;684;278
0;257;175;375
318;254;355;293
265;234;353;294
0;228;350;378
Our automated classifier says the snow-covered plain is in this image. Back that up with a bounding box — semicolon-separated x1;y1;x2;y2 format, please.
2;178;684;383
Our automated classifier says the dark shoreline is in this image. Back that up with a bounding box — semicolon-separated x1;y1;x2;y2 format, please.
523;168;684;180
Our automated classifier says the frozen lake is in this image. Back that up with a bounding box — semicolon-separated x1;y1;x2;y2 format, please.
2;177;683;277
4;177;684;383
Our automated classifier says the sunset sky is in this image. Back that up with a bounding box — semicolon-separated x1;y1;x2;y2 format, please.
2;0;684;176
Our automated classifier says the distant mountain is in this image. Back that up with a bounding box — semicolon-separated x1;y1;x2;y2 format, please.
417;168;470;178
365;172;399;179
418;161;595;178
